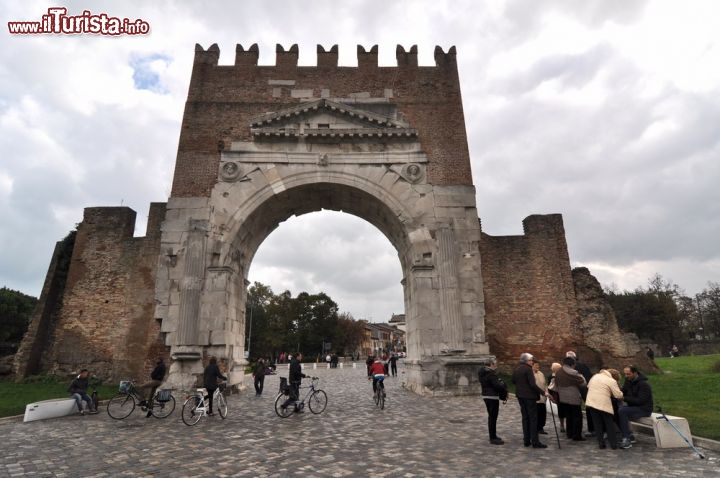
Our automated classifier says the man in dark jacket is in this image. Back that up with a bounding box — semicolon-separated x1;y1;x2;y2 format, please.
618;365;654;449
282;353;307;412
479;358;508;445
204;356;227;415
138;357;166;417
252;358;266;396
68;369;97;415
512;353;547;448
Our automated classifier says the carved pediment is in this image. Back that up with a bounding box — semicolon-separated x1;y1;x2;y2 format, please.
249;99;418;139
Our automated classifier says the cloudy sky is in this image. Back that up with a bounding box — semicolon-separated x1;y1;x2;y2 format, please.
2;0;719;323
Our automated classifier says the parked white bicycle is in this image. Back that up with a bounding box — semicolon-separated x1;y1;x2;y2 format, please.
181;382;228;426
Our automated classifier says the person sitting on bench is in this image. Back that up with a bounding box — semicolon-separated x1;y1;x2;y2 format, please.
617;365;654;449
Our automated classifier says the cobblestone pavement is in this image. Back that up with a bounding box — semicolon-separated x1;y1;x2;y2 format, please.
2;362;717;477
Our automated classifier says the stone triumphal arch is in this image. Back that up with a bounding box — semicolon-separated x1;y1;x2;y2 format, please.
158;44;489;394
15;43;650;393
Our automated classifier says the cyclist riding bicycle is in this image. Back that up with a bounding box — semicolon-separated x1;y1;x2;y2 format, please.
368;357;386;397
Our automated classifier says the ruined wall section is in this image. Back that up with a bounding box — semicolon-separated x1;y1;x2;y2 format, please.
480;214;580;369
171;43;472;198
13;232;76;379
36;204;166;381
572;267;653;371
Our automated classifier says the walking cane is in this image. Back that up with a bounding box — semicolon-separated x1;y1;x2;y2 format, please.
548;394;561;449
657;406;705;459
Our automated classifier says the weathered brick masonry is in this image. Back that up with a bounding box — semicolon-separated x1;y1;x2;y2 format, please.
16;204;167;381
171;44;472;198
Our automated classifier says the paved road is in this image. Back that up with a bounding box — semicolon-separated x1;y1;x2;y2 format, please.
2;363;717;477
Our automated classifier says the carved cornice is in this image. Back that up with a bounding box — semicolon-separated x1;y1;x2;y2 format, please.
249;98;418;139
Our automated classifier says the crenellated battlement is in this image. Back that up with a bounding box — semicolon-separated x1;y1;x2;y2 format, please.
193;43;457;69
179;42;471;196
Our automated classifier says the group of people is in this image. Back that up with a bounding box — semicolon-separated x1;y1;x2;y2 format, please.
325;353;340;368
479;351;654;450
70;355;229;417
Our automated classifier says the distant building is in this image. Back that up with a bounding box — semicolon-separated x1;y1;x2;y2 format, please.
389;313;406;333
362;321;405;357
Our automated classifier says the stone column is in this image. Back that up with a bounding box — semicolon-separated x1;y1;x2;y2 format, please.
437;227;464;352
175;220;208;352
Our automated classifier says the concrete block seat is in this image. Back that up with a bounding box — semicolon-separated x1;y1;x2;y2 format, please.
631;413;693;448
23;398;80;422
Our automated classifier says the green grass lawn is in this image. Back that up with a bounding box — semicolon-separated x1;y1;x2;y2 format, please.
649;354;720;441
0;376;117;418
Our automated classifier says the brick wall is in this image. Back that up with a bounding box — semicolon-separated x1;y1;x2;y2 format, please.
171;44;472;197
480;214;582;370
29;204;167;382
13;232;75;379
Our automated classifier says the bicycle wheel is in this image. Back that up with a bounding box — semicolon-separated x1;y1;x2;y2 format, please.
216;391;228;419
107;393;135;419
181;396;203;426
308;389;328;414
151;395;176;418
378;389;385;410
274;393;293;418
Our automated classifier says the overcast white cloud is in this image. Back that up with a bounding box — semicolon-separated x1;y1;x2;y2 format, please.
1;0;718;322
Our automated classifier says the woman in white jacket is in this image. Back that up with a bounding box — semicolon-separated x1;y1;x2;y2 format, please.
586;368;624;449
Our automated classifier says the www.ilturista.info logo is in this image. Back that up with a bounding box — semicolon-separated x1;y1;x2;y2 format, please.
8;7;150;35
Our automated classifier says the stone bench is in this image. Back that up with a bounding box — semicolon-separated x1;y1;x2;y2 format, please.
631;413;693;448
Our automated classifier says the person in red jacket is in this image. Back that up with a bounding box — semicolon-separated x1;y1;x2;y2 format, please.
368;357;386;397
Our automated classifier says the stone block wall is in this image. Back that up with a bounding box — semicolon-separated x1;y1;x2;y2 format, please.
171;43;472;198
15;204;168;382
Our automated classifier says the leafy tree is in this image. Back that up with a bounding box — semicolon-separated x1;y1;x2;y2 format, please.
606;274;685;349
245;282;367;360
333;312;367;356
694;282;720;339
0;287;38;344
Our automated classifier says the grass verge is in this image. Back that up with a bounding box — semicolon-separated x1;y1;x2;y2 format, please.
0;376;117;418
650;354;720;441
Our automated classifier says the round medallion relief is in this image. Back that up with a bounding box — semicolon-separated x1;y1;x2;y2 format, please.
402;163;424;183
220;161;241;181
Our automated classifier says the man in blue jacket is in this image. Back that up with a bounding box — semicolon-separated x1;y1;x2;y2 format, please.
618;365;654;449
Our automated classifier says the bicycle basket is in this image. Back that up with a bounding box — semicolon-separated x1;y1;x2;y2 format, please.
156;389;172;402
118;381;131;393
279;377;290;395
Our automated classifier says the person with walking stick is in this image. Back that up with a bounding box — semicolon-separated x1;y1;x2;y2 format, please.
512;353;547;449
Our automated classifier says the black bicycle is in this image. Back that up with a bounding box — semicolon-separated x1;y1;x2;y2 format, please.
274;376;327;417
107;380;176;419
373;375;386;409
